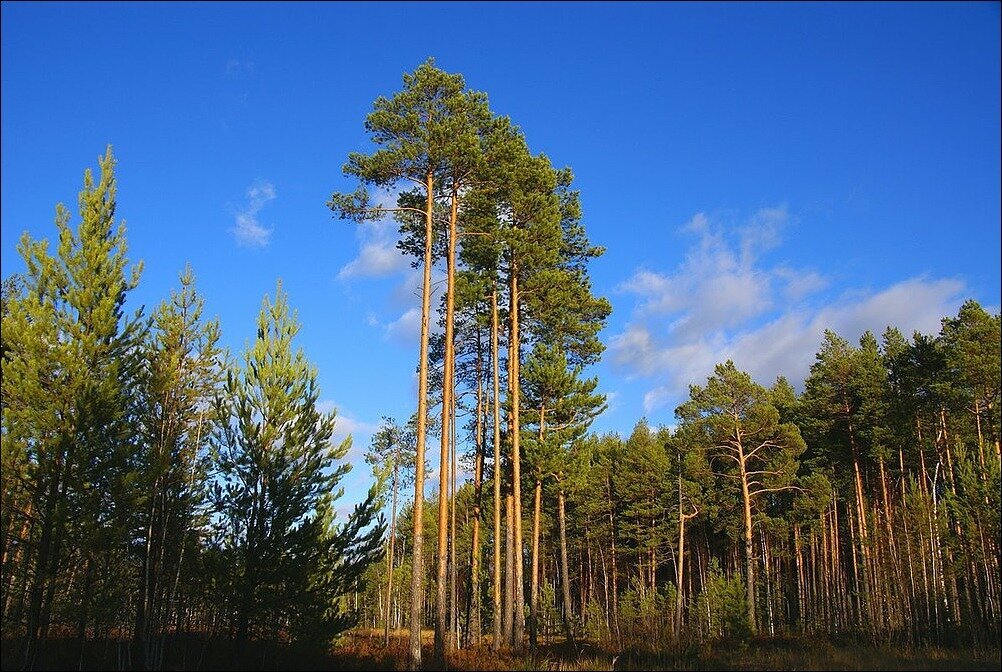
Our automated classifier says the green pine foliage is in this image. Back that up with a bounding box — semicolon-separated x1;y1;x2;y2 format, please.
210;282;384;647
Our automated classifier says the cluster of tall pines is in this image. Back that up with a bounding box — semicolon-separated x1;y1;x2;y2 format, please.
1;150;385;669
330;61;1001;668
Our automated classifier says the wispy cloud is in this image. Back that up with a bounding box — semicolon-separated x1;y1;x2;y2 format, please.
318;399;378;461
231;180;276;247
385;307;422;344
224;58;254;77
337;189;410;280
338;241;409;279
610;207;967;414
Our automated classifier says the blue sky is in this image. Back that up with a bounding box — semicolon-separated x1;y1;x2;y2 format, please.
3;2;1000;511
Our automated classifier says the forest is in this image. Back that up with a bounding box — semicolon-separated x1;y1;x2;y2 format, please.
1;60;999;671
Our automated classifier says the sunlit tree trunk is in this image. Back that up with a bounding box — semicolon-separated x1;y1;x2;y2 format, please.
508;262;525;647
384;446;400;647
408;169;435;671
491;288;503;652
529;477;542;649
503;493;514;646
435;186;460;661
466;339;486;646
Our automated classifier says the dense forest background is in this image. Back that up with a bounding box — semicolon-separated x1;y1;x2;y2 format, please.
2;61;999;671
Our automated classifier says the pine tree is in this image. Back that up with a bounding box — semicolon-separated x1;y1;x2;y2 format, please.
365;416;418;646
676;361;806;633
940;301;1001;466
521;342;605;645
134;264;222;669
211;281;383;647
329;60;475;668
1;147;146;668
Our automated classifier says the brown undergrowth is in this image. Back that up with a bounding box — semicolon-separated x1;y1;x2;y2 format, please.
1;629;998;671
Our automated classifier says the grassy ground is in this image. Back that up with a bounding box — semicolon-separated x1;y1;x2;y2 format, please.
2;629;998;670
338;629;1001;671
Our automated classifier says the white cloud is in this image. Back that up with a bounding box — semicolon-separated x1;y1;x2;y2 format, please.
380;266;446;345
231;180;275;247
611;207;967;415
385;307;422;344
618;207;790;340
337;188;412;280
775;267;828;301
317;399;379;467
337;241;409;279
604;390;620;413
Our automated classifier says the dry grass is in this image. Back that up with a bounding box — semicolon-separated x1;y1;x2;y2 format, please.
334;630;1002;672
2;630;996;670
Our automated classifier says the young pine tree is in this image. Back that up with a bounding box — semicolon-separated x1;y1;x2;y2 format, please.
2;147;146;668
134;264;222;668
211;281;383;648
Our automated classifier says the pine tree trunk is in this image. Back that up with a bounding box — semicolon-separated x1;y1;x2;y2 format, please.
450;401;459;650
739;449;757;633
676;505;697;632
503;493;514;646
408;168;435;671
529;478;542;649
435;186;460;661
466;343;485;646
24;453;64;670
385;455;399;647
491;288;503;652
508;263;525;647
558;486;576;645
606;473;620;638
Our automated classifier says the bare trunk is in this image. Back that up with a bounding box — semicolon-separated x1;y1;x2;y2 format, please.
384;455;399;647
676;503;697;631
491;288;503;652
606;473;620;638
558;487;576;645
739;452;757;633
529;478;542;648
466;341;486;646
408;169;435;671
509;264;525;647
503;493;514;646
450;398;458;650
434;186;459;661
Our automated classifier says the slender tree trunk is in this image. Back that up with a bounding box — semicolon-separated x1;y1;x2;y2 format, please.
529;403;547;649
529;478;542;649
408;169;435;671
508;263;525;647
847;412;872;627
26;449;70;671
503;494;514;646
605;473;620;638
466;342;486;646
434;186;460;661
450;395;458;651
676;505;697;631
557;486;576;645
738;446;757;633
491;288;503;652
384;455;399;647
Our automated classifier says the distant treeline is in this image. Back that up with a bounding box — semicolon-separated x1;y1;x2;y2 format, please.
355;303;1000;659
